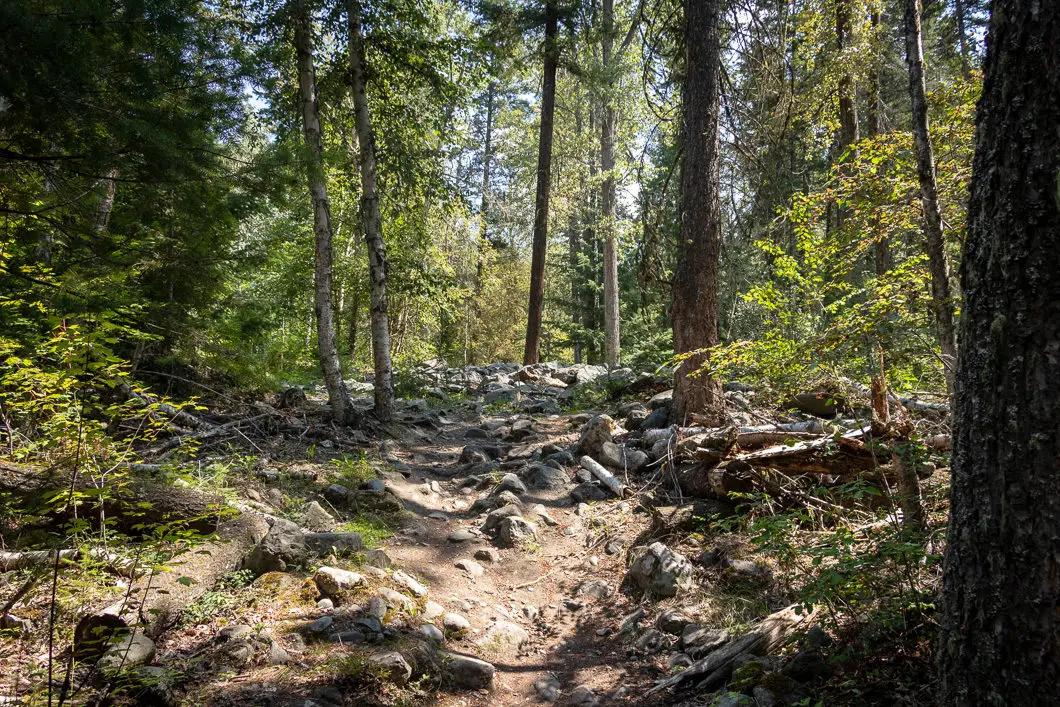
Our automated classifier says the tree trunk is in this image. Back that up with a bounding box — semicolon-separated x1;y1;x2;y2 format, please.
905;0;958;396
470;83;495;366
671;0;725;426
954;0;971;79
939;0;1060;702
347;0;394;422
600;0;620;367
294;5;351;425
523;0;559;365
835;0;860;152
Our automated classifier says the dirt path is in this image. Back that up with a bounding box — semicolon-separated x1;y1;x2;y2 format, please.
382;412;660;706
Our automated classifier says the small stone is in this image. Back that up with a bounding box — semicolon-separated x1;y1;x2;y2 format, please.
269;641;291;665
365;548;393;569
626;542;694;598
423;601;445;620
444;653;495;689
330;630;367;645
668;652;693;670
367;651;413;685
480;620;528;654
494;473;528;496
604;540;622;555
634;628;670;654
474;548;501;564
304;501;336;532
570;483;608;503
353;617;383;634
379;587;413;609
313;567;365;597
418;624;444;643
455;558;485;578
656;608;693;635
218;625;253;642
521;605;538;620
498;516;538;547
482;503;522;532
443;612;470;635
367;596;388;619
307;616;333;634
575;579;613;600
392;571;429;597
98;633;156;672
570;684;599;706
316;598;334;611
448;529;476;543
533;674;561;701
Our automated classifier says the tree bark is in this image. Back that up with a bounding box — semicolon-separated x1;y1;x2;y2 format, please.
939;0;1060;702
600;0;620;367
470;83;495;366
905;0;958;396
347;0;394;422
954;0;971;79
523;0;559;365
835;0;859;150
294;5;351;425
672;0;725;426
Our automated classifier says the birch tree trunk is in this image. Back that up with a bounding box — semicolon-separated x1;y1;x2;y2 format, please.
294;5;351;425
347;0;394;422
523;0;559;365
905;0;958;396
940;0;1060;700
672;0;725;426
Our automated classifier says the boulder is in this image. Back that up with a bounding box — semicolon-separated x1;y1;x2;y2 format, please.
498;516;538;547
640;407;670;430
494;473;528;496
480;620;528;654
626;542;694;597
576;415;615;457
647;389;673;410
575;579;613;600
313;567;365;596
304;501;336;532
243;518;306;574
482;503;522;532
444;653;495;690
304;531;363;555
455;558;484;578
368;651;413;685
570;483;609;503
97;633;156;672
524;463;570;490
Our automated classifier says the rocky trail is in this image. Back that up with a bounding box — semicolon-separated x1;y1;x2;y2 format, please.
1;361;950;706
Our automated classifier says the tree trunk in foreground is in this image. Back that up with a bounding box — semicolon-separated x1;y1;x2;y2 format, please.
523;0;558;365
671;0;725;426
939;0;1060;702
348;0;394;422
905;0;958;396
600;0;620;367
294;6;351;425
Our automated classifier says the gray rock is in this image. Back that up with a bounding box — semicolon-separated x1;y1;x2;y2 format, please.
640;407;670;430
713;691;754;707
498;516;538;547
668;652;694;669
575;579;613;600
494;473;528;496
726;558;773;580
353;489;403;513
243;518;306;574
367;596;388;619
304;501;336;532
317;598;334;611
444;653;495;690
423;601;445;619
577;415;615;457
508;418;534;442
525;463;570;490
368;651;413;685
626;542;695;597
0;614;32;635
806;624;834;649
752;686;777;707
322;485;350;506
533;674;561;701
365;548;393;569
353;617;383;634
598;441;625;468
269;640;291;665
570;684;599;706
656;609;693;635
379;587;413;609
480;620;528;654
634;628;671;654
330;630;367;645
307;616;333;634
314;567;365;596
482;503;523;531
218;625;253;642
448;529;476;543
783;649;831;682
647;389;673;410
570;482;608;503
304;531;363;555
418;624;444;643
474;548;501;563
392;571;429;597
455;558;485;578
442;612;470;634
98;633;156;672
471;489;522;514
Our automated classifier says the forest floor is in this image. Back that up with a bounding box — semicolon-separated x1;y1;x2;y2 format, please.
0;364;949;706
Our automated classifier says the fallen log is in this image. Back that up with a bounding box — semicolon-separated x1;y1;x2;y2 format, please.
0;549;142;577
580;456;628;498
119;382;213;431
735;428;878;476
150;412;273;458
648;604;817;694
